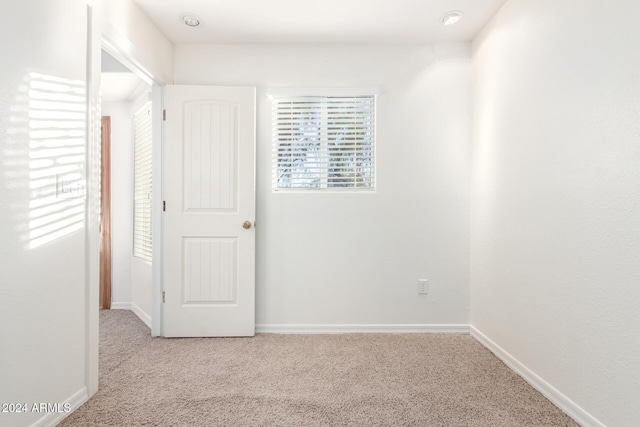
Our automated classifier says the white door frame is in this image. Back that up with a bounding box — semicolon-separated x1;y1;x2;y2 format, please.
150;85;163;337
86;1;101;399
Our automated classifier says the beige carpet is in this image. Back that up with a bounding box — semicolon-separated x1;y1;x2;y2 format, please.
60;310;577;426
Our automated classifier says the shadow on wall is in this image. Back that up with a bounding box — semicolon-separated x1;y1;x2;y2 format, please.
4;71;86;250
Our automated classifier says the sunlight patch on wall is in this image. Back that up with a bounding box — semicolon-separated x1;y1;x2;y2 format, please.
25;72;87;249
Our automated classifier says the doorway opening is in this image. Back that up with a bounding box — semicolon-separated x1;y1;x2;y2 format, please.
100;49;152;328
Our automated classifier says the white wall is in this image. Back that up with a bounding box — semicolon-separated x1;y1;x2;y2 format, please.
101;0;173;84
471;1;640;425
0;1;97;426
102;101;133;306
131;257;152;326
175;44;472;328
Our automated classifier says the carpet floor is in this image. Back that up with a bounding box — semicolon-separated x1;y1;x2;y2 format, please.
60;310;577;426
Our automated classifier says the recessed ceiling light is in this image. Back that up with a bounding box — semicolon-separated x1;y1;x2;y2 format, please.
183;15;200;27
442;11;464;26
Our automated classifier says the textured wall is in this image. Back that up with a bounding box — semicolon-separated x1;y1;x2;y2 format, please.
471;0;640;425
175;44;472;327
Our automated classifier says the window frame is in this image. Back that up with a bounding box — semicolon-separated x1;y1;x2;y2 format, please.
269;87;378;193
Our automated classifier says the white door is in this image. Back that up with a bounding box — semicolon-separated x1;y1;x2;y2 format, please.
162;85;256;337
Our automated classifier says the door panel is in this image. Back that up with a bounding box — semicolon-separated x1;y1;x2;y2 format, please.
163;85;256;337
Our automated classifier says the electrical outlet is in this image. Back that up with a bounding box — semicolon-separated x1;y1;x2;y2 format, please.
417;279;429;295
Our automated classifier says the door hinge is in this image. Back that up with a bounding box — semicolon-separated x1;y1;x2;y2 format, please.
163;109;166;121
163;201;166;211
162;291;165;303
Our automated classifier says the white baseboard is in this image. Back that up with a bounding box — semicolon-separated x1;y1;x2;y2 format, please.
256;323;469;334
31;387;88;427
470;326;604;427
131;302;152;329
110;301;132;310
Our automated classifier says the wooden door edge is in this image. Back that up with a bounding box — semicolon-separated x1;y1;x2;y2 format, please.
100;116;112;309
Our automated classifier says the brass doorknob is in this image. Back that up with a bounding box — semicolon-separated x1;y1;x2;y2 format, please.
242;221;252;229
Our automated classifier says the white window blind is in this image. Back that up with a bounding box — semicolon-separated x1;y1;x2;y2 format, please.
272;94;375;190
133;101;152;261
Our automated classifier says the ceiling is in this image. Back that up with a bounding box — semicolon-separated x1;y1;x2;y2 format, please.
133;0;508;44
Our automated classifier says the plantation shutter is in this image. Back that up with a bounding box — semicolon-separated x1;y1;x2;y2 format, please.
271;94;375;190
133;101;152;261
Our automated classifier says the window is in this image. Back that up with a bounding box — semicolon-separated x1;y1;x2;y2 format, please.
133;101;152;261
271;90;376;191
